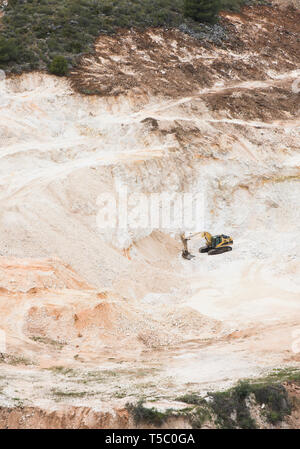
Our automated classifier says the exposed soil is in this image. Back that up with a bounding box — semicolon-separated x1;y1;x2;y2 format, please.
71;5;300;98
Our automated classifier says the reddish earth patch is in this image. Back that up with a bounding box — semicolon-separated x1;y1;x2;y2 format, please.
204;85;300;121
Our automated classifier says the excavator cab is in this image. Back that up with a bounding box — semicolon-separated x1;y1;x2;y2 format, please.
211;235;233;249
201;233;233;255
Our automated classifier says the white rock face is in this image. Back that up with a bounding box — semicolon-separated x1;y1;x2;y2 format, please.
0;66;299;403
0;72;299;280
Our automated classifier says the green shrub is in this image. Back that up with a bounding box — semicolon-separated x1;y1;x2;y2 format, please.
126;400;176;426
49;55;68;76
184;0;221;23
0;37;19;63
7;0;18;7
176;393;207;406
208;381;257;429
220;0;246;11
251;383;291;424
189;406;212;428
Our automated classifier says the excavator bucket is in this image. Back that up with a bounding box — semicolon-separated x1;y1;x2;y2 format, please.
182;250;195;260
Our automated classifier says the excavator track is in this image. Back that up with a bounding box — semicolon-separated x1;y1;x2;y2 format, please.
208;246;232;256
199;246;210;253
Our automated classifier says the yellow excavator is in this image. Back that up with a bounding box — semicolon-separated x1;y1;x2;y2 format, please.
181;232;233;260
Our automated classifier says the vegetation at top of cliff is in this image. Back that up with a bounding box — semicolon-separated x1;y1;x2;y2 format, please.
207;381;291;428
175;369;299;429
127;379;293;429
126;400;181;426
0;0;251;74
127;369;299;429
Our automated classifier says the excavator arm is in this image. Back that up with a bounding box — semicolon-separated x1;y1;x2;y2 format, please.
182;231;212;245
201;232;212;246
180;231;211;260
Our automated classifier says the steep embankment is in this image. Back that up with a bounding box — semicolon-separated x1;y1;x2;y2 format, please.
0;3;299;428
